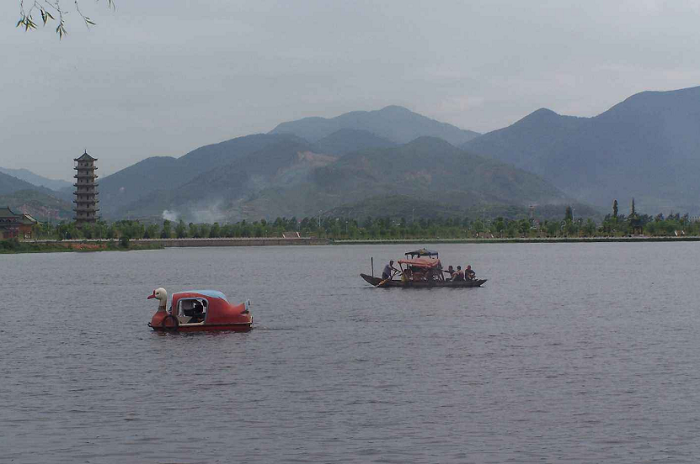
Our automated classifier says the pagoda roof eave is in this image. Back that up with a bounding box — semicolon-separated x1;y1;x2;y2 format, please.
74;151;97;162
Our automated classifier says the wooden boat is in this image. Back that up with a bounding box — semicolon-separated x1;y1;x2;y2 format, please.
148;288;252;332
362;248;487;288
360;273;486;288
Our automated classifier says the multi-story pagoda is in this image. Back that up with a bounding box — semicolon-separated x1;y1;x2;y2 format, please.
73;151;99;225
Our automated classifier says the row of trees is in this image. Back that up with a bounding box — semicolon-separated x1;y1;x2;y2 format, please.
29;208;700;241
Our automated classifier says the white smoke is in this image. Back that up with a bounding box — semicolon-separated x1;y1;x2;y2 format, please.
162;209;179;221
189;200;227;224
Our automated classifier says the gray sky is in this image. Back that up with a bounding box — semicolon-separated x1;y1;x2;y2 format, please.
2;0;700;180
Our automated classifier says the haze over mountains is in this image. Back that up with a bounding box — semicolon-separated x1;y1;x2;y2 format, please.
464;86;700;213
270;105;481;146
0;171;73;220
0;167;72;192
99;132;581;222
2;87;700;223
95;105;564;222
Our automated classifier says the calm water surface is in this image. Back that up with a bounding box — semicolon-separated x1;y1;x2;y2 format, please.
2;243;700;463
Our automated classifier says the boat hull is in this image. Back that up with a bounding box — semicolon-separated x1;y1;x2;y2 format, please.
360;273;486;288
149;322;252;333
149;310;253;332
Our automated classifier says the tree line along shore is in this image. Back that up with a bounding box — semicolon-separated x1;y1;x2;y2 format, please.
2;206;699;253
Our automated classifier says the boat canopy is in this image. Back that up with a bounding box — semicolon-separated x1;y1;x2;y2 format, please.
398;257;441;269
174;290;228;302
405;248;439;258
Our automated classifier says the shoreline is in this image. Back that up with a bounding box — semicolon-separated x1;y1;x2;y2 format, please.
331;236;700;244
0;240;163;254
2;235;696;254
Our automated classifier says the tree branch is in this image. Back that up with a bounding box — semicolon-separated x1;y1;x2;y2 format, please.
17;0;114;38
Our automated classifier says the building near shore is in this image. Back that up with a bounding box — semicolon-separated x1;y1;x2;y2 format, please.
73;151;99;225
0;207;38;240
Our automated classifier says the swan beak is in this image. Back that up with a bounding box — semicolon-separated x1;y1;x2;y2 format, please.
147;292;156;299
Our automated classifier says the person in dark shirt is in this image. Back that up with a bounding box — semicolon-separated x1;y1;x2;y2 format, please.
465;265;476;280
444;265;455;279
190;300;205;323
382;260;397;280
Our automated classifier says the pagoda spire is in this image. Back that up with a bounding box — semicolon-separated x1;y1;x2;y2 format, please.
73;150;99;225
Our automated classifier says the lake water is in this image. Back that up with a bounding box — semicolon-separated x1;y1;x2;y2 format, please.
2;243;700;463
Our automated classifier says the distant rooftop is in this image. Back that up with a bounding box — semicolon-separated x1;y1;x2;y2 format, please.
0;207;17;218
0;207;38;224
75;151;97;162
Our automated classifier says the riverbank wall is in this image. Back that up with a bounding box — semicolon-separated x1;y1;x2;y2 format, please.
143;237;330;247
27;237;330;248
332;236;700;244
16;235;699;253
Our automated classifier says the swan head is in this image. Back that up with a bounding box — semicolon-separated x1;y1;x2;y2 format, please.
148;287;168;307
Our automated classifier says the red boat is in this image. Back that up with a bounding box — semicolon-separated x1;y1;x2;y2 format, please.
361;248;487;288
148;288;252;332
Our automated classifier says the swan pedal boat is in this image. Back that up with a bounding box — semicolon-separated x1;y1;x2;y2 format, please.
148;288;252;332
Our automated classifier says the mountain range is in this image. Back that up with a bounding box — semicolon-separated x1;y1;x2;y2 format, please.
270;105;481;146
0;171;73;220
0;167;72;192
2;88;700;223
89;105;490;220
464;86;700;213
97;133;590;222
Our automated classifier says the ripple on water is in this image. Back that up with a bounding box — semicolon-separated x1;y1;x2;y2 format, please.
2;243;700;463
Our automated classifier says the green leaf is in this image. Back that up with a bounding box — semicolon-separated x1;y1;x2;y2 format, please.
25;18;37;31
56;23;67;39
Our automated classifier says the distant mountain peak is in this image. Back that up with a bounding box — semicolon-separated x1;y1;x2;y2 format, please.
515;108;563;124
464;84;700;213
0;167;71;191
531;108;559;117
270;106;480;146
601;84;700;118
377;105;413;114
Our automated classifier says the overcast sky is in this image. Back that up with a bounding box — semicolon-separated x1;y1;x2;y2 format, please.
2;0;700;180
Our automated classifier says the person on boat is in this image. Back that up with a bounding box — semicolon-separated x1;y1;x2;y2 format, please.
190;300;205;323
452;266;465;281
382;260;397;280
443;265;455;279
411;266;426;281
465;265;476;280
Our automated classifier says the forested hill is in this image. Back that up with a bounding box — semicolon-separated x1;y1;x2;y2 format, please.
270;105;480;146
0;171;73;219
0;170;60;198
99;134;590;223
98;133;306;218
463;86;700;214
313;129;397;155
0;167;71;191
0;190;73;221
